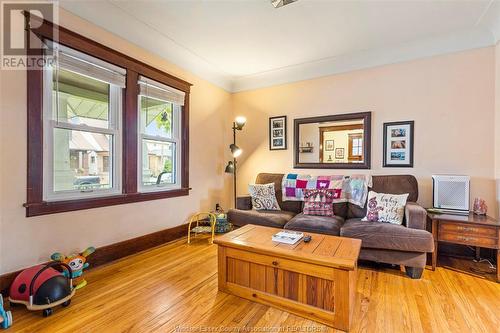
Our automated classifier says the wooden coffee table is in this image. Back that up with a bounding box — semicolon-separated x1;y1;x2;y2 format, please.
214;224;361;331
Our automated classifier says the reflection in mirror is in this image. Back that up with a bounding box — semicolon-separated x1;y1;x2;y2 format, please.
294;112;371;169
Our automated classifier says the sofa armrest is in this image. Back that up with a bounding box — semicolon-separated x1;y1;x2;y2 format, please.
236;196;252;210
405;202;427;230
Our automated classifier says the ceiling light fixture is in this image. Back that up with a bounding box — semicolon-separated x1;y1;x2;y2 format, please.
271;0;298;9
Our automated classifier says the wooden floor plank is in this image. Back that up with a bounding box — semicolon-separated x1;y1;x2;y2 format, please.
6;236;500;333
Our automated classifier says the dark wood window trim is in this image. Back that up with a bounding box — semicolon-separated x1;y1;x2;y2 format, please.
24;14;191;217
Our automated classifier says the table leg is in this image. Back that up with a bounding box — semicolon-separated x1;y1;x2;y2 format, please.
497;229;500;283
497;249;499;283
475;247;481;261
431;219;438;271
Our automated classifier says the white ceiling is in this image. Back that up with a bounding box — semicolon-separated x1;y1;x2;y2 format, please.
61;0;500;92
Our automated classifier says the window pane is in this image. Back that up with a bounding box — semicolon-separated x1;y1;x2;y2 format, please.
141;140;175;186
140;96;173;138
53;128;112;192
53;68;110;128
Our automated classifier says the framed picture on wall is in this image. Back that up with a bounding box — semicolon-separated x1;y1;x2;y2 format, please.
325;140;334;151
335;148;344;159
383;120;414;167
269;116;287;150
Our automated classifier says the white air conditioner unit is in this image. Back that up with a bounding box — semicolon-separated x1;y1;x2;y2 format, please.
432;175;470;215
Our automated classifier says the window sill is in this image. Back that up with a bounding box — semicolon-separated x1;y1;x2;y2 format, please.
24;188;190;217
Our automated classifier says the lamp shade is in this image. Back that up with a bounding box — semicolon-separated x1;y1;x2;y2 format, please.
234;116;246;130
230;144;242;158
224;161;235;173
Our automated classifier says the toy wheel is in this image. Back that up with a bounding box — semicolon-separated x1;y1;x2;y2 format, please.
62;299;71;307
43;308;53;317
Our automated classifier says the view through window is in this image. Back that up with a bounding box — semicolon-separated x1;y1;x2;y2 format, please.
139;88;180;190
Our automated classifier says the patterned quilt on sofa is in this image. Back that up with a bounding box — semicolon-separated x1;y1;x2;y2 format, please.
281;173;372;208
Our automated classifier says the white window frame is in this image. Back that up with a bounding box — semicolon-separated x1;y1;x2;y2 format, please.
138;94;182;193
42;48;123;202
352;137;363;156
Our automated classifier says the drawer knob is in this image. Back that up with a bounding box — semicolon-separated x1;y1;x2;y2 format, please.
252;293;257;298
272;261;279;266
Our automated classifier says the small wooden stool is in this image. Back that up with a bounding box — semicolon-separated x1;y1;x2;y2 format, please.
187;212;216;244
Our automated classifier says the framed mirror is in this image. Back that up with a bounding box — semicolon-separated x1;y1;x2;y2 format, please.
294;112;371;169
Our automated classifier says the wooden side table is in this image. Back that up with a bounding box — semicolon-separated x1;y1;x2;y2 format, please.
428;212;500;282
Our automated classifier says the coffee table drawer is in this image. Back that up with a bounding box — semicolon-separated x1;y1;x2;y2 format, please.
225;247;334;280
439;232;498;248
439;223;497;237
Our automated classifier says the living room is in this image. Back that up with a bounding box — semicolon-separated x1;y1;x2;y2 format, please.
0;0;499;332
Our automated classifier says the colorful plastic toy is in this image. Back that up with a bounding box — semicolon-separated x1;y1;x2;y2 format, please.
9;262;75;317
0;295;12;329
51;246;95;289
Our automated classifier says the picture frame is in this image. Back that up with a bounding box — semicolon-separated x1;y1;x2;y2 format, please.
269;116;287;150
383;120;414;167
324;140;334;151
335;148;344;159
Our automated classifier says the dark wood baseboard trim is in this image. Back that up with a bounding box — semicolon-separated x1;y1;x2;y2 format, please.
0;223;189;295
90;223;189;267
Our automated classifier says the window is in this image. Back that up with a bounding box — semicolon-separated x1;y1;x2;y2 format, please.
26;16;191;216
348;134;363;161
42;42;124;201
138;76;184;191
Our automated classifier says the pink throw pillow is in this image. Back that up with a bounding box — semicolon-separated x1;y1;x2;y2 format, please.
303;189;341;217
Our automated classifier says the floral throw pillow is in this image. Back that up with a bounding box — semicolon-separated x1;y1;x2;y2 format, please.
362;191;409;225
248;183;281;210
303;189;342;217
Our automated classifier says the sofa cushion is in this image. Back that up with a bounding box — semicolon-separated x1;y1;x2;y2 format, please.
303;189;340;217
340;218;433;252
346;174;419;219
248;183;280;210
362;191;409;224
228;209;296;228
284;213;344;236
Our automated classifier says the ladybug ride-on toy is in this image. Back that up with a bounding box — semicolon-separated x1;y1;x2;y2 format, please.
9;262;75;317
0;295;12;329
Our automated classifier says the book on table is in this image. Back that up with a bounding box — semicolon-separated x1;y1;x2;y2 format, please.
272;230;304;245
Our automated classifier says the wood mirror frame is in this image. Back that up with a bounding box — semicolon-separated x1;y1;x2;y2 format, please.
293;112;371;169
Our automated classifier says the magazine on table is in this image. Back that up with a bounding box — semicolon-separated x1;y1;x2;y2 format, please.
272;230;304;245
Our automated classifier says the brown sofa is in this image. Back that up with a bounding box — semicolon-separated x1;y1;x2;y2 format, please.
228;173;434;279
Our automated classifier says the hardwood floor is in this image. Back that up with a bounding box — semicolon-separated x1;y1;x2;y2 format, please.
8;236;500;333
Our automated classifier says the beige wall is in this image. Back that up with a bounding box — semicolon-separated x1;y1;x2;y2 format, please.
233;47;497;216
496;42;500;217
0;10;233;274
